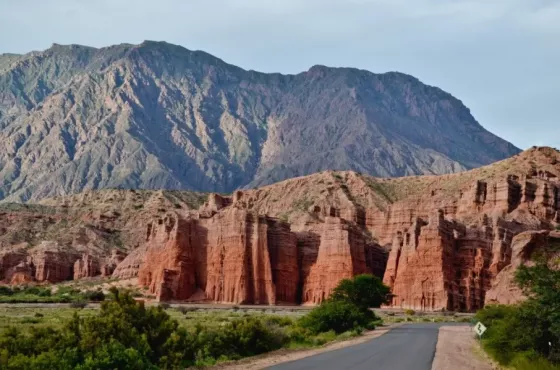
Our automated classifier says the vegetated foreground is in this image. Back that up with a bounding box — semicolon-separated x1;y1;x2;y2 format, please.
475;256;560;370
0;275;388;369
0;147;559;312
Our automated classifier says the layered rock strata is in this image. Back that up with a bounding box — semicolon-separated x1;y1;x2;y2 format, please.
1;148;559;310
133;208;382;304
379;173;559;311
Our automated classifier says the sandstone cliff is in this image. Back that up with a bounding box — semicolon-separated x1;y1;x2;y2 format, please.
130;206;381;304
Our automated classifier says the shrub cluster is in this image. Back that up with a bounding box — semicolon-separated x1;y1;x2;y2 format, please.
299;274;388;336
0;274;391;368
0;289;294;368
0;286;105;303
476;258;559;369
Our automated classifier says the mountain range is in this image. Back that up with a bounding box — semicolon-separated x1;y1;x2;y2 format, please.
0;41;519;202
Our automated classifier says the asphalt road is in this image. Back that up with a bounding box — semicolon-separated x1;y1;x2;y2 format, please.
268;323;450;370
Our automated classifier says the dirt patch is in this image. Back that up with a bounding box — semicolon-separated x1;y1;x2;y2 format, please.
431;326;496;370
207;326;395;370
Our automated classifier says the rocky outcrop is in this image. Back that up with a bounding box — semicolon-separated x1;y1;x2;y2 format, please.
100;250;126;277
135;208;302;304
0;242;79;284
112;246;147;280
300;218;370;304
1;147;559;311
485;231;559;305
74;254;100;280
379;168;560;311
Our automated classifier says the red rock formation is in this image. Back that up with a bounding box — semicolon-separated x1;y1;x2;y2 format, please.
0;245;29;282
136;208;300;304
380;174;559;311
485;231;558;305
74;254;100;279
29;242;78;283
138;215;197;301
100;250;126;276
300;217;370;304
112;246;147;280
1;147;559;310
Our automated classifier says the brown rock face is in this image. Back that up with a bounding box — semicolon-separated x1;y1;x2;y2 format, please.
132;199;389;304
485;231;559;305
300;218;369;304
379;160;560;311
74;254;100;280
136;208;302;304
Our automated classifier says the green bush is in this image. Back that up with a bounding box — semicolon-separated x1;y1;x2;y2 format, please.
0;286;14;296
330;274;391;310
0;288;195;369
192;316;288;362
476;257;560;368
70;301;88;309
299;300;377;334
82;290;105;302
404;309;415;316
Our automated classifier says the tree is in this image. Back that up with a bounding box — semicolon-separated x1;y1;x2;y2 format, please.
299;300;375;334
330;274;391;310
476;256;560;366
515;257;560;362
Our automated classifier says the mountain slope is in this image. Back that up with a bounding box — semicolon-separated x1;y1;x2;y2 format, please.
0;41;519;201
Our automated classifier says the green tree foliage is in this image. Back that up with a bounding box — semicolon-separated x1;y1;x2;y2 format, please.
0;288;293;369
330;274;391;310
0;288;193;368
299;274;387;335
476;257;560;368
299;300;376;334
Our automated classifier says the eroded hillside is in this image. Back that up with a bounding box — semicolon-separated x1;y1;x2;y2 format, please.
1;147;558;311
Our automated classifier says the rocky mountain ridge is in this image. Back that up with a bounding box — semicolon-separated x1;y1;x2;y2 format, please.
0;41;519;201
0;147;558;311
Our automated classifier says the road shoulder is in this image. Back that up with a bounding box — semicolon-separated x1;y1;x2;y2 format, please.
431;326;496;370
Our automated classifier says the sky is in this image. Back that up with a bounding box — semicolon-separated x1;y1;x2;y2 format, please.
0;0;558;150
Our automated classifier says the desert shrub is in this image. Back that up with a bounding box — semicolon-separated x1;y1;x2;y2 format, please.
364;320;378;330
263;315;294;328
0;289;195;368
0;286;14;296
404;309;415;316
299;300;377;334
176;306;192;315
70;301;88;309
311;330;337;346
20;317;41;324
82;290;105;302
192;316;288;362
21;286;52;297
